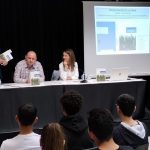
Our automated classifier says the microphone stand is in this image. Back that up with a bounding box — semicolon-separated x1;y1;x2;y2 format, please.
80;72;88;83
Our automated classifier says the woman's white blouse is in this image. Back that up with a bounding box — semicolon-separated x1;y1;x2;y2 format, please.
59;62;79;80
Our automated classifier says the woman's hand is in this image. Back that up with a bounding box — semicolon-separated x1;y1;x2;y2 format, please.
66;76;72;80
63;61;69;70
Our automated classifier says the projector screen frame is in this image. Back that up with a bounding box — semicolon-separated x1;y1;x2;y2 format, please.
83;1;150;76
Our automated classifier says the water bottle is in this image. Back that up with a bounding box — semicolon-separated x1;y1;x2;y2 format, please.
82;73;86;80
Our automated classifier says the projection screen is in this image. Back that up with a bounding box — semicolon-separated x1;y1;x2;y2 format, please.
83;1;150;76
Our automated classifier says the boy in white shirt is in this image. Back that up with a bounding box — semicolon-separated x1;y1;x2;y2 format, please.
0;103;40;150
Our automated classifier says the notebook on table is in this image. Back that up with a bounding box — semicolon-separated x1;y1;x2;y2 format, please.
110;68;129;81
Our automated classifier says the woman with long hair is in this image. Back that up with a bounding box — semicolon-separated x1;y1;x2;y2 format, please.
40;123;66;150
59;49;79;80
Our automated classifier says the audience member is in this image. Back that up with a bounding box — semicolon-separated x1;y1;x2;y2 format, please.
14;50;45;83
0;103;40;150
87;108;133;150
40;122;65;150
113;94;149;149
59;49;79;80
59;91;93;150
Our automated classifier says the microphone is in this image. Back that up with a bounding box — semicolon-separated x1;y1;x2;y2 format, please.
78;68;88;83
80;72;88;83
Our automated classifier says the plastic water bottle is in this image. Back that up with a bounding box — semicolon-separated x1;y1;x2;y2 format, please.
82;73;86;80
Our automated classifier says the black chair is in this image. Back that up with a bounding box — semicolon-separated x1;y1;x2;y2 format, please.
51;70;60;81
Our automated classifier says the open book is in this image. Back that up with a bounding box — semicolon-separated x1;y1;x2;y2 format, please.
0;49;13;62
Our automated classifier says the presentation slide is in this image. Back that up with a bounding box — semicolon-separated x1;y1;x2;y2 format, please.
83;1;150;75
95;6;150;55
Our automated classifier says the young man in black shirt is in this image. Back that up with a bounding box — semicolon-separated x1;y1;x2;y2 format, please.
113;94;148;149
59;91;94;150
87;108;133;150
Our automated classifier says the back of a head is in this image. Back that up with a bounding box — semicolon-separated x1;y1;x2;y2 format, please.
17;103;37;126
117;94;135;117
60;90;83;116
88;108;113;143
40;123;65;150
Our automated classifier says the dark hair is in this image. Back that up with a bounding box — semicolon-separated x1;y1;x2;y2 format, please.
17;103;37;126
88;108;113;143
40;123;65;150
60;91;83;115
63;49;76;71
117;94;135;117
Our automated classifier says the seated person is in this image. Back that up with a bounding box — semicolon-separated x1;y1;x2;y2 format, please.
88;108;133;150
14;50;45;83
113;94;149;149
0;103;40;150
59;91;94;150
40;122;65;150
59;49;79;80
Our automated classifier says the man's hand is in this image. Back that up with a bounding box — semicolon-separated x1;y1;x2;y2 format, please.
0;59;8;66
26;79;30;83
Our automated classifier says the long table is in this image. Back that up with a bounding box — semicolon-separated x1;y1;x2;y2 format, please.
0;79;146;133
129;74;150;110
